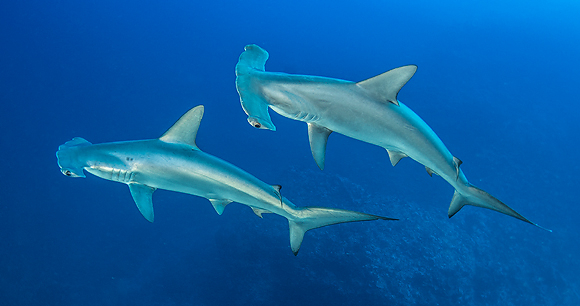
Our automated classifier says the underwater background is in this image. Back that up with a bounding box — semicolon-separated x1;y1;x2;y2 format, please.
1;0;578;305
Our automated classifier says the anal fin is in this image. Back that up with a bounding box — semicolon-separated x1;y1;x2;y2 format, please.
426;167;437;177
251;207;272;218
307;123;333;170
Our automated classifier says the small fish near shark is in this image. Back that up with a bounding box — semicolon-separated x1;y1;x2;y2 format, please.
56;105;396;255
235;44;549;231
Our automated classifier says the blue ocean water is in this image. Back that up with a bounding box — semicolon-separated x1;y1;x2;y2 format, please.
1;0;578;305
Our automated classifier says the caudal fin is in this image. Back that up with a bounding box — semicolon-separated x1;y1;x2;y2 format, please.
288;207;397;255
448;185;551;232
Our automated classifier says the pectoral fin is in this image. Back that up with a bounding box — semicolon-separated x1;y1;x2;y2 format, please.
209;199;233;215
307;123;333;170
128;183;156;222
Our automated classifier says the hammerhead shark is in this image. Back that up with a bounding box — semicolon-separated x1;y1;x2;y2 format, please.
235;44;548;231
56;105;395;255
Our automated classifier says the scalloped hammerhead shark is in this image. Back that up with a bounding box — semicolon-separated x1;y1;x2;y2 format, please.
235;44;549;231
56;105;395;255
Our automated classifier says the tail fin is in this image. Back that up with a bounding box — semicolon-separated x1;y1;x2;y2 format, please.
288;207;397;255
448;185;551;232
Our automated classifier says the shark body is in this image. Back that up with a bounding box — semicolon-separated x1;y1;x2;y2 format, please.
57;105;394;255
235;44;548;230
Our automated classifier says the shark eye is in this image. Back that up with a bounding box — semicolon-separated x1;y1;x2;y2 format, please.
253;122;262;128
64;170;72;176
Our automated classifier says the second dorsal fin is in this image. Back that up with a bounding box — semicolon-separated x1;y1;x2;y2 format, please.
453;156;463;179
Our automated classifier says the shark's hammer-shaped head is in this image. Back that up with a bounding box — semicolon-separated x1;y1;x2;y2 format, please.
235;44;277;131
56;137;92;178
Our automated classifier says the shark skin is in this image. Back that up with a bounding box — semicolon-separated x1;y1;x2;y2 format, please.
56;105;396;255
235;44;549;231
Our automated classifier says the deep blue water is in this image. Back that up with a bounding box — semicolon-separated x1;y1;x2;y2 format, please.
1;0;579;305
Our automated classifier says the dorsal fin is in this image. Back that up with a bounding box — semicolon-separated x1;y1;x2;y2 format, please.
272;184;282;206
159;105;204;149
356;65;417;106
